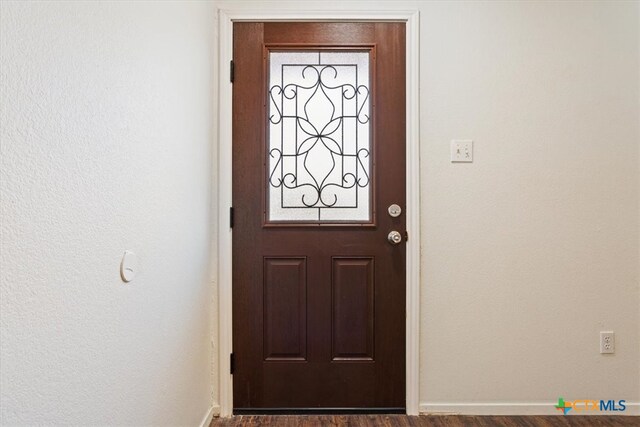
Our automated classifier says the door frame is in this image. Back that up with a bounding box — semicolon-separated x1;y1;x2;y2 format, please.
214;5;420;417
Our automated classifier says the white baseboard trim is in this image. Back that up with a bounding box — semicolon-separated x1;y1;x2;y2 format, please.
419;402;640;416
198;405;218;427
420;403;556;416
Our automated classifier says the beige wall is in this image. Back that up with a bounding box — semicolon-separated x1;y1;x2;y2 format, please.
419;0;639;413
1;1;215;425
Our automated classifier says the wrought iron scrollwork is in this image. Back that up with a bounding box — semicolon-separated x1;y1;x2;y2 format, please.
268;54;371;221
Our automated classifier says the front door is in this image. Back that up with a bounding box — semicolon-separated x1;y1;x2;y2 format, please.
232;22;406;411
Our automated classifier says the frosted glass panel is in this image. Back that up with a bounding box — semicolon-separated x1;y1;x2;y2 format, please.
267;51;371;223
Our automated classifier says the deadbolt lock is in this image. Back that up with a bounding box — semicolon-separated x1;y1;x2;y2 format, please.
388;204;402;218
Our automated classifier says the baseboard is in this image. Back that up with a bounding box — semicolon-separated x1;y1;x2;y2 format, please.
198;405;218;427
202;402;638;420
420;402;640;416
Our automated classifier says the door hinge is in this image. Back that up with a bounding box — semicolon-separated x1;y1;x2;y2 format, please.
230;353;235;375
230;207;234;228
230;60;235;83
404;231;409;242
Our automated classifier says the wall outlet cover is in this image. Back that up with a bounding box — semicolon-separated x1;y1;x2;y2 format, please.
600;331;615;354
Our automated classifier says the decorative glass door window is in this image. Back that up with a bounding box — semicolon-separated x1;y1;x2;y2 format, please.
267;51;372;223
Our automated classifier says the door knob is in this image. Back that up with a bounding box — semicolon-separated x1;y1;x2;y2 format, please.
387;230;402;245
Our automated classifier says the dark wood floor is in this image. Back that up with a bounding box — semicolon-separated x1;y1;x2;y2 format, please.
209;415;639;427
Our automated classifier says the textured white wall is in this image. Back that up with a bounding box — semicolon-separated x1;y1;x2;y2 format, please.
211;0;639;415
0;1;214;425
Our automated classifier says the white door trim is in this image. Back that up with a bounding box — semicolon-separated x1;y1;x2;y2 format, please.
215;6;420;417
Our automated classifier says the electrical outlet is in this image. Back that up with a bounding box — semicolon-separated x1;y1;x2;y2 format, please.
451;140;473;162
600;331;615;354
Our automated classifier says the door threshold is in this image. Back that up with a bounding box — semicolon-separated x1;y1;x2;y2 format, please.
234;408;405;415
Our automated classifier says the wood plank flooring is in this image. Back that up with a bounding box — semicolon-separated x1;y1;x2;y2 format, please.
209;415;638;427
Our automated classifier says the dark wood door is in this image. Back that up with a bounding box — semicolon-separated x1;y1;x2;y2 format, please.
232;22;406;411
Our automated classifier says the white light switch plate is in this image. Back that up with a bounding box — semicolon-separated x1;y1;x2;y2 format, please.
451;140;473;162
